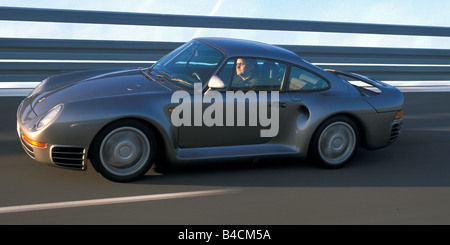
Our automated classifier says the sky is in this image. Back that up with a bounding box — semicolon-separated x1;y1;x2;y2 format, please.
0;0;449;49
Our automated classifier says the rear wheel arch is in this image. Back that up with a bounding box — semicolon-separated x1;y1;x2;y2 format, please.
319;113;366;147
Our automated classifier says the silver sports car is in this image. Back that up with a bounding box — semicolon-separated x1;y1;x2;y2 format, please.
17;37;403;182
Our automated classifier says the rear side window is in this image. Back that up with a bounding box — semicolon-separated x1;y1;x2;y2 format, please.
287;66;329;91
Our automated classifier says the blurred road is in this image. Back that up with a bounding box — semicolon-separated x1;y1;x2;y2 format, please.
0;92;450;225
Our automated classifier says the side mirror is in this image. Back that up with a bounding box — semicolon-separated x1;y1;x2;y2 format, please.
207;75;226;89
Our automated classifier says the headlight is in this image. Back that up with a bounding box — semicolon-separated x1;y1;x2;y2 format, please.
36;104;63;130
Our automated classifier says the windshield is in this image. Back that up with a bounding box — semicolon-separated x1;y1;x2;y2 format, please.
152;40;224;89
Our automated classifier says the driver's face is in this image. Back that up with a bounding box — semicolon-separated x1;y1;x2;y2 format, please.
236;58;254;78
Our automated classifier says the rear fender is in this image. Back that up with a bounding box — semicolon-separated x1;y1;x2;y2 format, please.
325;69;404;112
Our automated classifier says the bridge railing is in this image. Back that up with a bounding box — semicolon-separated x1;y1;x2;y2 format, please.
1;7;449;88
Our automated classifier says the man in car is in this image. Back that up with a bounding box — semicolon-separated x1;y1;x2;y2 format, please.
232;58;260;89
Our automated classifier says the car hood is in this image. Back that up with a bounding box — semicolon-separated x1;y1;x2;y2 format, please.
29;68;173;115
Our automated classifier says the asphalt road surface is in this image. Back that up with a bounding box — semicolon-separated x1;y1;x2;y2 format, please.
1;92;450;226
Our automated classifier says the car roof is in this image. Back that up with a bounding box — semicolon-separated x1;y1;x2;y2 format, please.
195;37;305;64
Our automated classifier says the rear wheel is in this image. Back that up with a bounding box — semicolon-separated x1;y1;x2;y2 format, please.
90;120;157;182
310;116;359;169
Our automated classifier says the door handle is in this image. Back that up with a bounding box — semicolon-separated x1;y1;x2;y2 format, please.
269;102;287;108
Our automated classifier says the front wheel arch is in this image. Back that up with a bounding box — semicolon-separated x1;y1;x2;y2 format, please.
89;119;158;182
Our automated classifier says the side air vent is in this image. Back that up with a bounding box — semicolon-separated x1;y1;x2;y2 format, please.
390;121;403;142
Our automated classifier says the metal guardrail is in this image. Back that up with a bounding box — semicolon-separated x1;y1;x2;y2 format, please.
1;7;449;86
2;7;450;36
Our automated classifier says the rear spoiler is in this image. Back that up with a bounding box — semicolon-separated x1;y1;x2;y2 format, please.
324;69;392;89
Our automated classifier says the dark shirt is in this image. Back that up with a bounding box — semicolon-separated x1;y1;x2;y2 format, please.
231;74;260;89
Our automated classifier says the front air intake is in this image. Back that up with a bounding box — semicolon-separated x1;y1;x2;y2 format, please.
51;146;86;170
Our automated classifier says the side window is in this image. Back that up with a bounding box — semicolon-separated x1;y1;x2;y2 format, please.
215;60;235;91
255;59;287;91
216;58;287;91
288;66;329;91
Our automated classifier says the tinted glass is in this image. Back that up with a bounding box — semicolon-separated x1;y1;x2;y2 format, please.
288;66;328;91
153;40;223;88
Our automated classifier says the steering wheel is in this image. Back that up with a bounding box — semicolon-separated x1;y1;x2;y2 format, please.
192;72;202;83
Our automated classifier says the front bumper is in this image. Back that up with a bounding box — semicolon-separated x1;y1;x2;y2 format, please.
17;125;87;170
17;97;87;171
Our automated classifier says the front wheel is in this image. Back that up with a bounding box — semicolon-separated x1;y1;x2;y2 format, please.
90;120;157;182
310;116;359;169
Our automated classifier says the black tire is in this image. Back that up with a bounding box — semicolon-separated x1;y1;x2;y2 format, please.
90;119;157;182
310;116;359;169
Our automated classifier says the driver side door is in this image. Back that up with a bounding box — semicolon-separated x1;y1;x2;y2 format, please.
177;58;288;148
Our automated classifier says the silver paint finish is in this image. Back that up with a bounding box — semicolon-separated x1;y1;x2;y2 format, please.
16;37;404;178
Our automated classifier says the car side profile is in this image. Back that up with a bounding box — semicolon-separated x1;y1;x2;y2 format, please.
17;37;404;182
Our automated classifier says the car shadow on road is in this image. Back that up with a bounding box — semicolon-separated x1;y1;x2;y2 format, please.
132;127;450;188
131;93;450;188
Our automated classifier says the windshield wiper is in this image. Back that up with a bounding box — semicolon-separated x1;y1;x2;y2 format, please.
160;70;174;79
140;68;155;81
157;71;193;87
171;78;193;88
155;71;174;83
